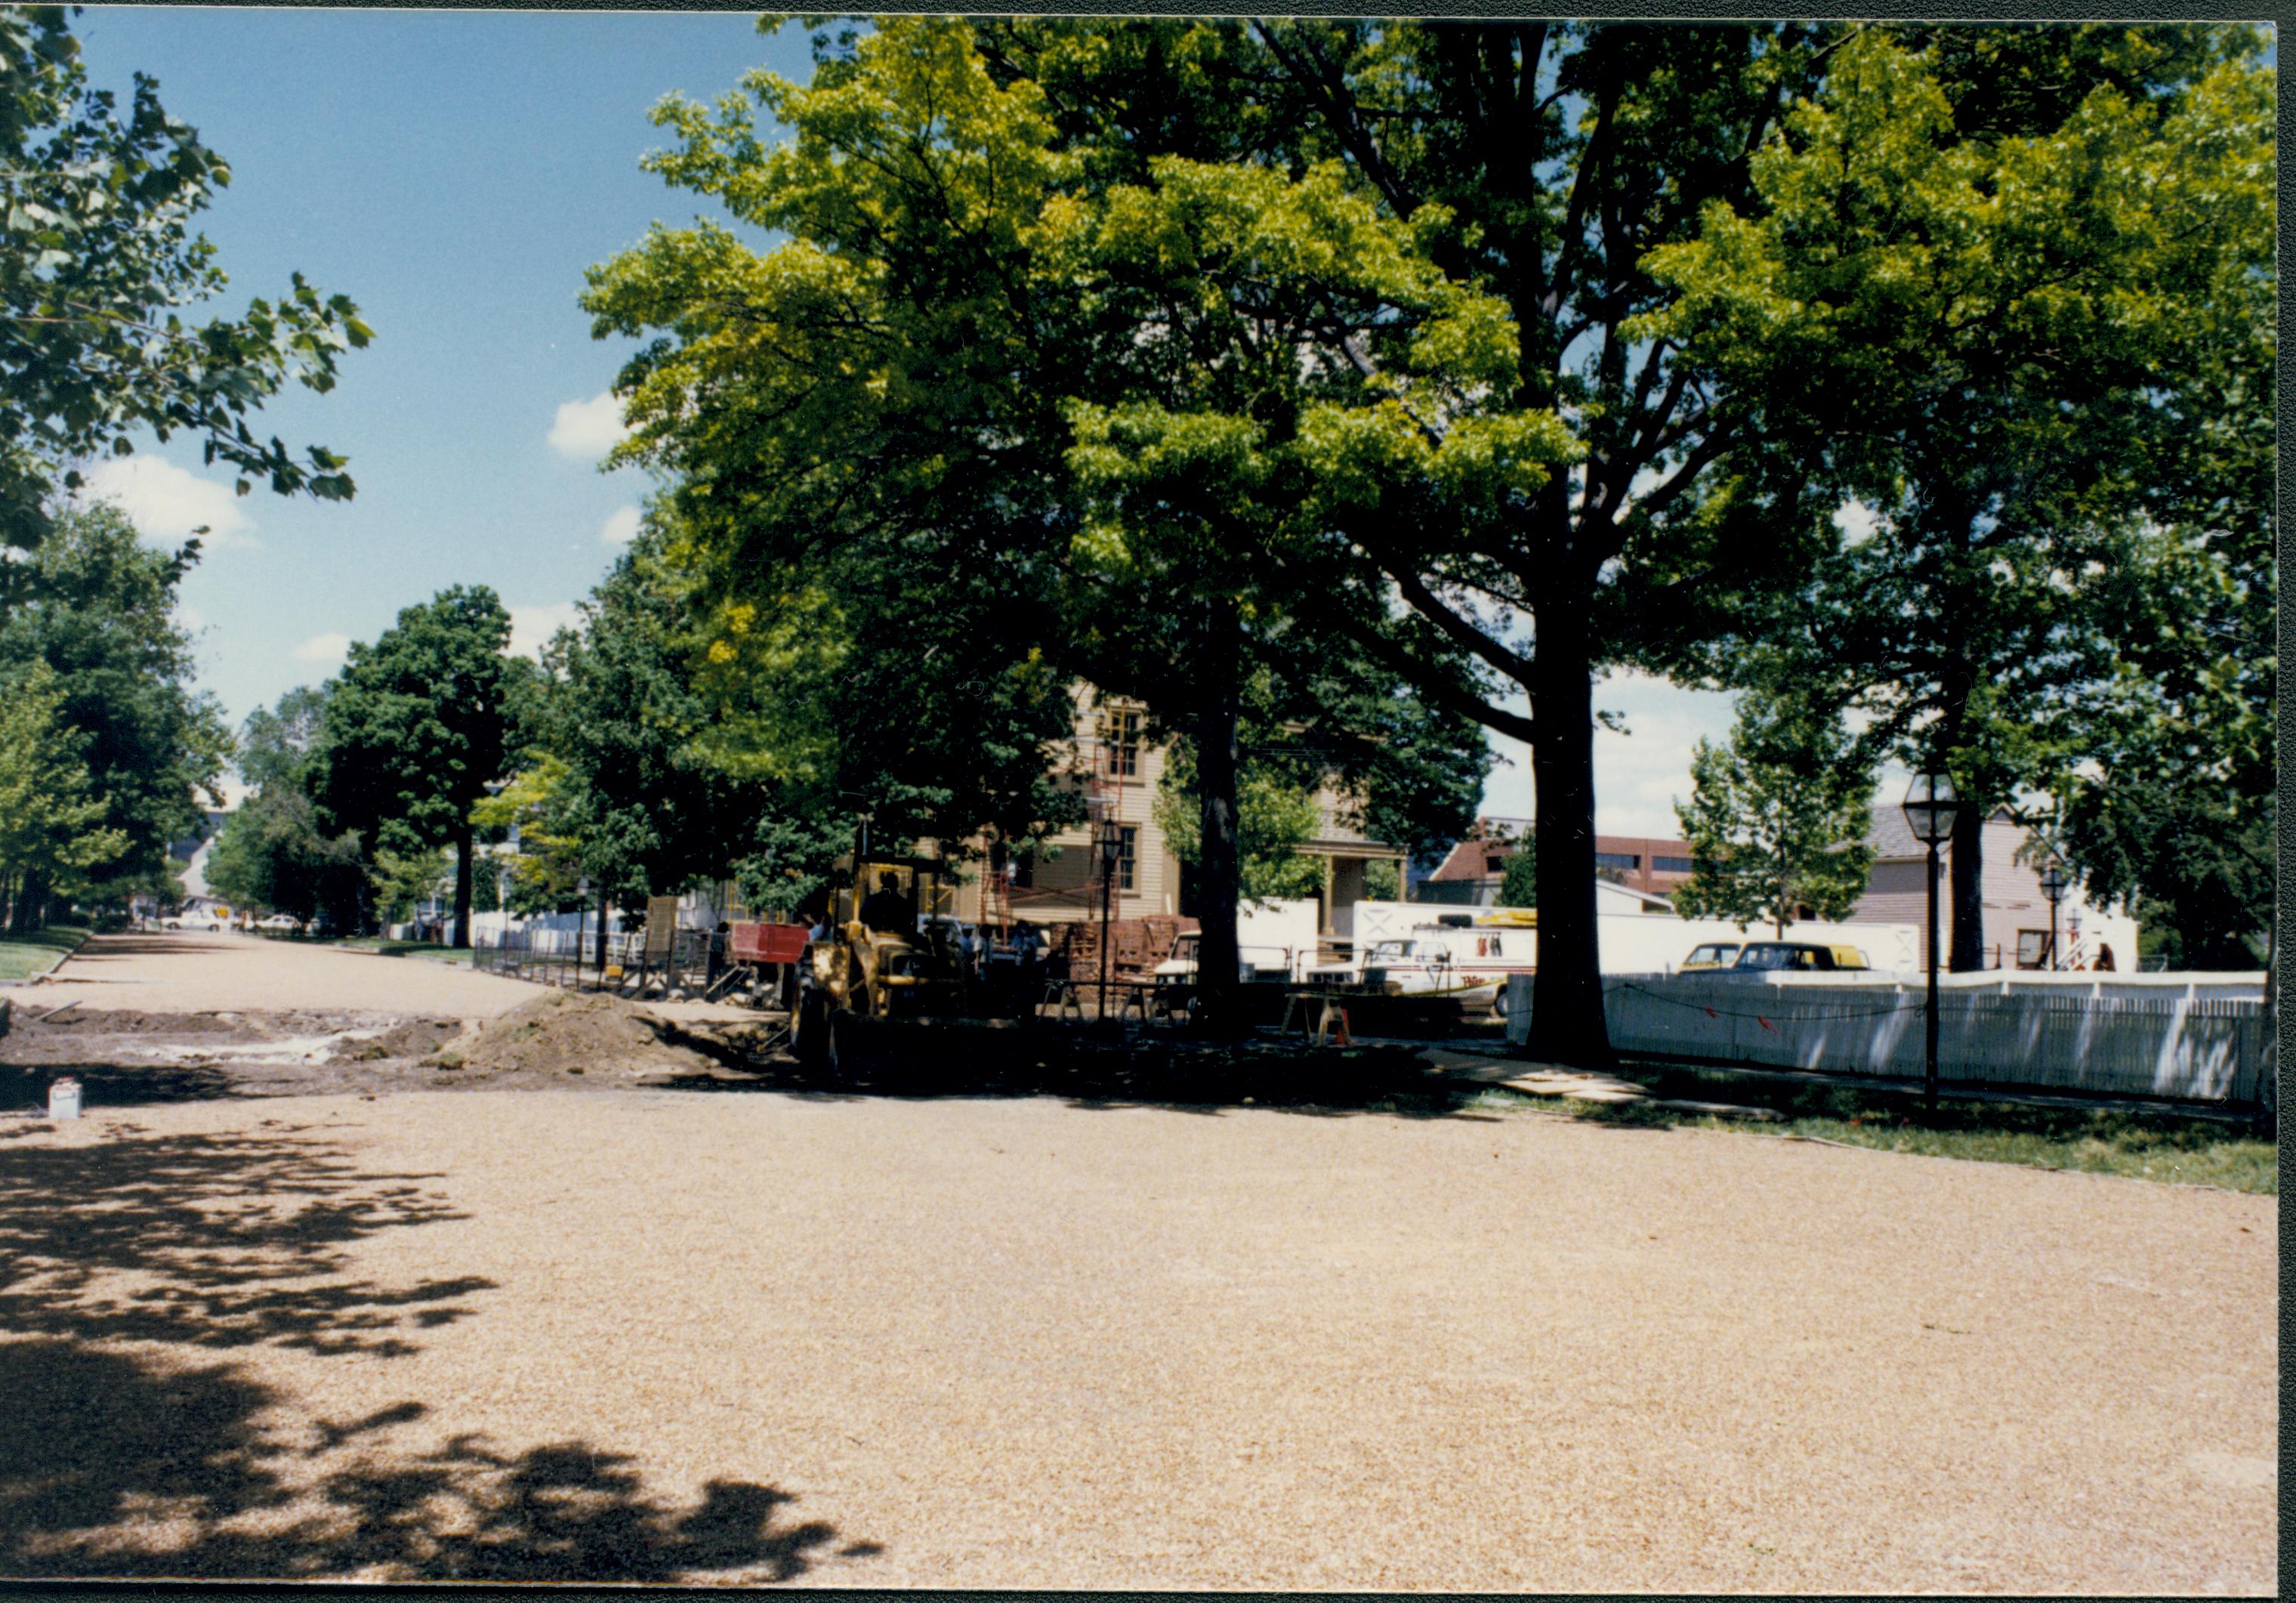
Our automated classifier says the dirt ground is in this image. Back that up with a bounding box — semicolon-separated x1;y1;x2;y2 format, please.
0;933;2277;1591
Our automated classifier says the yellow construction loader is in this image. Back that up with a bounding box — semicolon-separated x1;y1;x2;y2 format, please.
790;852;977;1073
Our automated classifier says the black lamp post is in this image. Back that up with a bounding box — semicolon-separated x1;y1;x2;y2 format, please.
1900;770;1960;1110
1098;823;1127;1022
1082;789;1116;1024
2038;861;2069;972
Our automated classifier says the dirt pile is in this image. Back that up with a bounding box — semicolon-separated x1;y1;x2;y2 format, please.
434;990;721;1083
332;1018;458;1063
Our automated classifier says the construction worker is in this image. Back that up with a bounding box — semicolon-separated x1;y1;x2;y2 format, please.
858;870;911;934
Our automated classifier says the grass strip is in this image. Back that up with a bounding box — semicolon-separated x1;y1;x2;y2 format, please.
0;925;90;982
1472;1063;2276;1194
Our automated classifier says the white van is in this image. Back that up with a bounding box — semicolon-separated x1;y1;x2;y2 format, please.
1306;923;1536;1012
1149;898;1320;986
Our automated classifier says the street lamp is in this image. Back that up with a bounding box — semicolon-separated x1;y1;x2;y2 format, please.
1082;789;1122;1025
2038;860;2069;972
1900;771;1959;1110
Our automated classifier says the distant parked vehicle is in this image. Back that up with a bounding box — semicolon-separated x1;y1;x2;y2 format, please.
161;911;224;932
1304;925;1537;1012
1678;941;1743;972
1717;940;1871;976
255;913;301;932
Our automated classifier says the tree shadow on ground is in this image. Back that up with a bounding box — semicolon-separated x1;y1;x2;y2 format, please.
0;1125;876;1580
0;1342;866;1581
0;1123;490;1355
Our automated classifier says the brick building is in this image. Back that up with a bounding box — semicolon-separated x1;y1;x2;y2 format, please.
1421;816;1699;904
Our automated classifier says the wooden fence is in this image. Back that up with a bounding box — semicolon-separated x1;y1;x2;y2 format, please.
1504;974;2271;1105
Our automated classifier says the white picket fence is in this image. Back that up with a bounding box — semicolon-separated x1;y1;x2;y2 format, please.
1505;974;2271;1105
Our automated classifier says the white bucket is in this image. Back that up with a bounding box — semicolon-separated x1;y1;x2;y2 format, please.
48;1076;82;1120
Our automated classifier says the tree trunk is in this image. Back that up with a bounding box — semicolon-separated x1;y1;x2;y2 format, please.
11;871;45;936
1948;796;1987;971
452;829;476;948
1193;596;1245;1036
595;884;613;977
1526;607;1612;1067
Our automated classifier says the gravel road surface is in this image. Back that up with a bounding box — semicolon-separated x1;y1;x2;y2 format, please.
17;931;539;1016
0;1083;2274;1591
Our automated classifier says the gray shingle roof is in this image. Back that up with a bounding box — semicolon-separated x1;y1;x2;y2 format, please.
1862;799;2015;860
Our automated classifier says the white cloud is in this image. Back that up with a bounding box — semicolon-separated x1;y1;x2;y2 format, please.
599;504;642;546
291;632;350;668
82;456;258;548
507;601;581;660
548;391;631;459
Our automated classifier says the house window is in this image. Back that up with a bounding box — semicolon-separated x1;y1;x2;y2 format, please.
1654;855;1694;873
1116;825;1138;891
1594;851;1642;871
1485;855;1507;874
2016;929;2054;969
1103;709;1143;779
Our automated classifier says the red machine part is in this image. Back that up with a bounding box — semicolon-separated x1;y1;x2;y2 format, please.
729;922;810;965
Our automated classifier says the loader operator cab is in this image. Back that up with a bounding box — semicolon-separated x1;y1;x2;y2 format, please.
857;871;913;934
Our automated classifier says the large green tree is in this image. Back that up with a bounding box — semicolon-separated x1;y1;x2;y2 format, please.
0;503;229;894
310;586;530;947
203;683;366;928
587;18;1523;1030
0;657;123;928
517;536;758;962
1636;26;2273;969
954;17;1849;1056
0;5;367;585
676;517;1089;924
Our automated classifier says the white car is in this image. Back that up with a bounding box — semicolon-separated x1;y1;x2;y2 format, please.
255;913;301;932
162;912;224;932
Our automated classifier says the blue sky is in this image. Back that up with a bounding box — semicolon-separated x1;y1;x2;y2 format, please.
69;6;1741;836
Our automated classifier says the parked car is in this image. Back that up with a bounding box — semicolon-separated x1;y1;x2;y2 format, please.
160;911;224;932
1678;941;1743;972
1719;940;1871;975
255;913;301;932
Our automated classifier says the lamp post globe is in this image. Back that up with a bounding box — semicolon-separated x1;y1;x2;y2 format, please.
2038;861;2069;972
1900;771;1960;845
